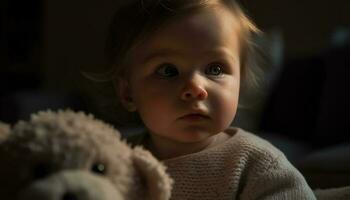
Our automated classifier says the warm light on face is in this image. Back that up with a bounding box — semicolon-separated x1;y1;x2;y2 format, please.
119;4;241;148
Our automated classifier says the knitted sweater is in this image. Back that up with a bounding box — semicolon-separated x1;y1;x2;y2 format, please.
128;127;316;200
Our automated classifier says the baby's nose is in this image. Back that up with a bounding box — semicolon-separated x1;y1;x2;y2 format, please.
181;75;208;101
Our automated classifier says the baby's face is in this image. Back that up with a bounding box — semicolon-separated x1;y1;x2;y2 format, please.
121;5;241;144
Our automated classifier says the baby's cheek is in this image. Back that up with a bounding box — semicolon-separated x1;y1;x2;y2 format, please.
221;103;237;127
215;91;239;127
138;102;170;130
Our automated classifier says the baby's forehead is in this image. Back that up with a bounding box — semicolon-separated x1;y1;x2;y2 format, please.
155;6;239;39
130;6;241;61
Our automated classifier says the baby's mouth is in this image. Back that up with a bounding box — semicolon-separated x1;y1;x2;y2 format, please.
179;113;210;121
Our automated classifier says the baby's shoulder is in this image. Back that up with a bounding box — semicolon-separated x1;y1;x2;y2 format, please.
226;127;286;164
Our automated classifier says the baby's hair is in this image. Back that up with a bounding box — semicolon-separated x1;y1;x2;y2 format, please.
84;0;263;126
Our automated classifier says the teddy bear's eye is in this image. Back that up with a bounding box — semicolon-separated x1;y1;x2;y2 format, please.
33;163;52;179
91;163;106;175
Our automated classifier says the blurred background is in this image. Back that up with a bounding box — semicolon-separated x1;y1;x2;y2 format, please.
1;0;350;180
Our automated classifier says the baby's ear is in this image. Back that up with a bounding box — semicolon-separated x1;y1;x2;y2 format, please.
0;122;10;142
132;146;173;200
113;78;136;112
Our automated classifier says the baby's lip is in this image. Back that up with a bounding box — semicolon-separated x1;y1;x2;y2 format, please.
180;110;210;119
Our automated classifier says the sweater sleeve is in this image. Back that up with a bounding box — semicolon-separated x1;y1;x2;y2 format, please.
240;154;316;200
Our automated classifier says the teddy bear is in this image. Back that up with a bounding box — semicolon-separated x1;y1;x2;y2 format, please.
0;110;173;200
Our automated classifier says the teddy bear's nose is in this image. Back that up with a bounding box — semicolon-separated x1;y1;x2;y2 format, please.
62;192;78;200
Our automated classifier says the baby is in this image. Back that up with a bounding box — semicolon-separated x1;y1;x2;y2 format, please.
88;0;316;199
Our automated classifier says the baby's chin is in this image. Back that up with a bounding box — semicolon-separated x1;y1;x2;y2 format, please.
169;126;222;143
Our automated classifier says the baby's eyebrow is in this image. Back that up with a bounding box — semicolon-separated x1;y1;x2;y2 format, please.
203;48;237;63
142;48;184;64
142;47;237;64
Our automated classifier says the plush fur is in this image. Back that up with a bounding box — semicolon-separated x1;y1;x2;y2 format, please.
0;122;9;141
0;110;172;200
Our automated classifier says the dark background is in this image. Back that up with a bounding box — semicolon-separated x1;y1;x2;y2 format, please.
1;0;349;148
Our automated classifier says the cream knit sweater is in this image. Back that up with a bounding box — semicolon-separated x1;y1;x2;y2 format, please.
128;127;316;200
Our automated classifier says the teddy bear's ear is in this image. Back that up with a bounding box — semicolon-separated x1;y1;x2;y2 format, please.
0;122;10;142
132;147;173;200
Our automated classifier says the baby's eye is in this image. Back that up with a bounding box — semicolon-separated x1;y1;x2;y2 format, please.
205;63;224;76
155;63;179;78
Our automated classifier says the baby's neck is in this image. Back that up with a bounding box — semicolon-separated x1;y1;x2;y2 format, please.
146;132;230;160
